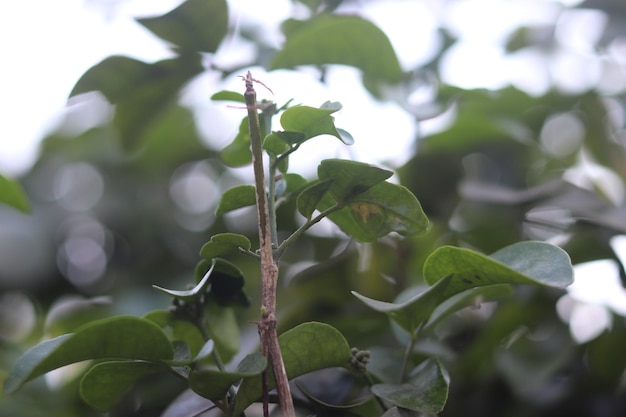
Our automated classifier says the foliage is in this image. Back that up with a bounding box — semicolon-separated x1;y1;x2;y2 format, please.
3;0;626;417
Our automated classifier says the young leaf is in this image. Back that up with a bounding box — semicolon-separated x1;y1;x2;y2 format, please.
318;159;393;203
80;361;170;411
216;185;256;215
423;241;574;300
324;181;429;242
424;284;513;332
4;316;174;394
152;259;216;302
189;352;267;402
371;359;449;414
280;105;347;144
199;233;252;260
297;179;334;219
0;174;30;213
272;15;403;83
263;132;292;156
220;117;252;167
352;275;453;334
211;90;245;103
136;0;228;53
233;322;352;416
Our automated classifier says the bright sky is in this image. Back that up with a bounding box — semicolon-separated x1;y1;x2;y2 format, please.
0;0;590;177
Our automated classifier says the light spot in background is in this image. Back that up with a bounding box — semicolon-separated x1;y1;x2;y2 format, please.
563;151;625;206
56;216;111;290
540;112;585;158
557;257;626;343
169;161;219;214
53;162;105;211
0;292;36;342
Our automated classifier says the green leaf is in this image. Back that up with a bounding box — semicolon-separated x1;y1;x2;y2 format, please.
424;284;513;331
0;174;29;213
80;360;169;411
153;259;216;302
189;352;267;402
280;104;349;144
272;15;403;83
216;185;256;215
318;159;393;203
136;0;228;53
204;302;240;363
143;310;205;360
262;132;292;156
381;407;422;417
324;181;429;242
352;275;453;334
199;233;252;259
372;359;449;414
297;179;334;219
221;117;252;167
211;90;245;103
423;241;573;300
283;173;308;194
70;55;204;150
4;316;173;394
233;322;352;416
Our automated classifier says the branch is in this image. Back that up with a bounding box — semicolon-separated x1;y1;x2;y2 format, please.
243;71;295;417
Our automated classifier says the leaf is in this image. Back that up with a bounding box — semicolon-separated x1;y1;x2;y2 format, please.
283;173;308;194
70;55;204;150
280;104;348;144
80;360;169;411
153;259;216;302
0;174;29;213
424;284;513;331
352;275;453;334
211;90;245;103
220;117;252;167
143;310;205;360
372;359;449;414
318;159;393;203
297;179;334;219
233;322;352;416
189;352;267;402
272;15;403;83
262;132;291;156
199;233;252;260
136;0;228;53
216;185;256;215
381;407;423;417
324;181;429;242
4;316;173;394
204;302;240;363
206;259;249;307
423;241;573;300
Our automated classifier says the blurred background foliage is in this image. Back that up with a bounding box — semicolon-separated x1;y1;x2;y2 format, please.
2;0;626;416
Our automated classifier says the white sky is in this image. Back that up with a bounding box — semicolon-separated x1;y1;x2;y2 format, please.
0;0;590;177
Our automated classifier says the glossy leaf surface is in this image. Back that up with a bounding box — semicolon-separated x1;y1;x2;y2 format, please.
423;241;573;300
199;233;252;260
189;352;267;402
4;316;173;394
80;360;169;411
280;103;350;144
233;322;352;415
216;185;256;215
372;359;449;413
324;181;429;242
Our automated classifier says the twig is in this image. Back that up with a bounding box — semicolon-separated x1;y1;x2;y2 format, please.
243;71;295;417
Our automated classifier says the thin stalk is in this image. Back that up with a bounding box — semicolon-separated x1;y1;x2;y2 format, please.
244;71;295;417
267;155;279;246
400;324;423;382
275;203;343;260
